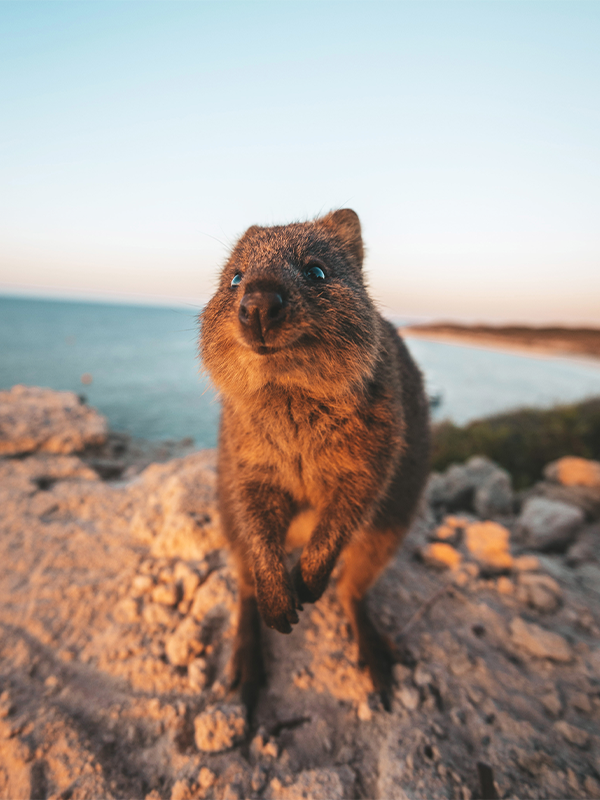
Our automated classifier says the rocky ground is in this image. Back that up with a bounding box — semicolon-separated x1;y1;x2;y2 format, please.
1;385;600;800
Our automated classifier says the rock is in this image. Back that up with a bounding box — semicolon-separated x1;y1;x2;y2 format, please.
431;515;470;542
190;569;236;622
584;777;600;799
570;691;592;714
130;450;224;560
0;691;14;719
540;689;562;716
426;456;512;516
165;618;203;667
574;563;600;598
151;582;179;606
517;573;562;613
474;470;514;518
566;523;600;566
545;457;600;488
130;574;155;597
198;768;216;791
526;482;600;521
170;780;193;800
269;769;345;800
509;617;572;661
553;720;589;747
251;765;268;792
432;522;458;541
0;385;108;456
496;576;514;595
413;663;433;687
396;684;420;710
173;561;206;601
517;497;584;551
142;602;177;628
421;542;462;569
188;657;209;691
250;731;278;760
513;555;541;572
464;520;513;570
194;704;246;753
115;596;140;623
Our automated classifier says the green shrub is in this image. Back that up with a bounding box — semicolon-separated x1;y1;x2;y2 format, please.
431;397;600;489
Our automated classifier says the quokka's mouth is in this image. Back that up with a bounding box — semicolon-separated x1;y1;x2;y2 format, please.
238;325;297;355
251;342;286;355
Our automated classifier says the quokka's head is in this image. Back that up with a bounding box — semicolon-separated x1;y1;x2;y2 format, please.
200;210;383;399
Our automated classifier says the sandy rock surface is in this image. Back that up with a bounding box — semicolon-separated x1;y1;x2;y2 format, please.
0;385;108;456
1;389;600;799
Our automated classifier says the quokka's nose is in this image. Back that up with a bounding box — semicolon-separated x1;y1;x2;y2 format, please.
239;290;285;335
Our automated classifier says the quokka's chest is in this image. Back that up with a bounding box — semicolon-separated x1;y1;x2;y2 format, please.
225;392;395;499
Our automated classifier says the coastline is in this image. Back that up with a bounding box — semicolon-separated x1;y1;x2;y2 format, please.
1;386;600;799
402;327;600;366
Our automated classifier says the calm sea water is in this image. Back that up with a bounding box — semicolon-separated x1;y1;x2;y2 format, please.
1;295;600;447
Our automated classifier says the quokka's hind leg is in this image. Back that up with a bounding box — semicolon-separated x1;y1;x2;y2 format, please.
229;559;265;722
336;527;405;711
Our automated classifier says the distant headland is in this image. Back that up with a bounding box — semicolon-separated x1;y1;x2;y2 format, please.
402;322;600;360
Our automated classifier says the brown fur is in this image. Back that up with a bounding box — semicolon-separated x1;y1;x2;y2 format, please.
200;209;430;712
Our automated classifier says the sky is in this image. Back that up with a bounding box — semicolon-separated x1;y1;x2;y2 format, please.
1;1;599;324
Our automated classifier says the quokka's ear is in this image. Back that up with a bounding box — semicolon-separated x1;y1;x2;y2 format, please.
318;209;364;268
242;224;262;239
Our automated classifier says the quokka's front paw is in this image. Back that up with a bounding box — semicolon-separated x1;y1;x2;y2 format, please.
254;571;299;634
291;562;329;605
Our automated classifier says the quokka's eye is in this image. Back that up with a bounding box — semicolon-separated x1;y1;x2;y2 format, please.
231;273;243;287
304;263;326;281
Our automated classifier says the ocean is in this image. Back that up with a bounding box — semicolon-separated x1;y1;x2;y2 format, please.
1;295;600;448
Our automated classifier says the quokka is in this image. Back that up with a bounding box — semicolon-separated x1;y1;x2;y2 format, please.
200;209;430;713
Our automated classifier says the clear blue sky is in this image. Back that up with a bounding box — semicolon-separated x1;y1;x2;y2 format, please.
1;1;599;323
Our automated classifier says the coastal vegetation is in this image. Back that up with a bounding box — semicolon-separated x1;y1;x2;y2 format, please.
432;396;600;489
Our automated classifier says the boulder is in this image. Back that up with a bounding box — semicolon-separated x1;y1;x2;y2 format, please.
421;542;462;569
0;385;108;456
517;497;584;551
544;456;600;488
474;469;514;518
426;456;513;517
464;520;513;570
130;450;225;560
566;523;600;566
525;481;600;520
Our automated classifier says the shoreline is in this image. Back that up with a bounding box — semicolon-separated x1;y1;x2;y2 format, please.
402;328;600;366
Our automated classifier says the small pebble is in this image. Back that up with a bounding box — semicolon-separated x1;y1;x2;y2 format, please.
397;685;420;710
198;767;216;790
570;691;592;714
510;617;573;662
194;704;246;753
513;555;540;572
151;582;179;606
130;574;154;597
496;576;514;595
188;657;208;691
554;720;589;747
422;542;462;569
541;690;562;717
